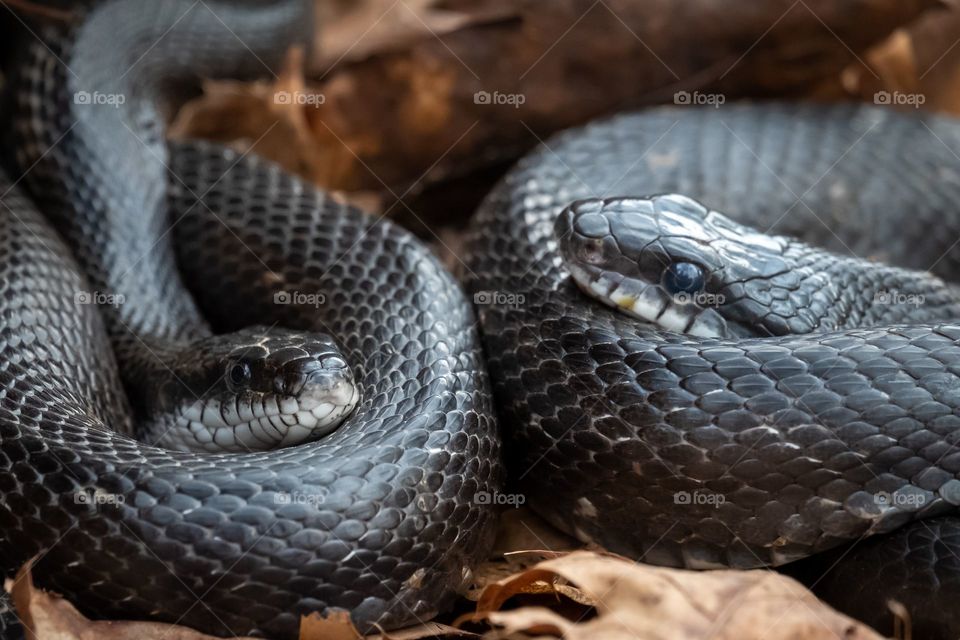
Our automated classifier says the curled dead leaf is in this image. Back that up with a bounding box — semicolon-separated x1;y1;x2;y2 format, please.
300;610;362;640
170;46;350;186
462;551;887;640
464;508;585;602
374;621;479;639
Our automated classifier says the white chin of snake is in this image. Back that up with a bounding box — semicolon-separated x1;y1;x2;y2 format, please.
568;266;728;338
163;385;361;453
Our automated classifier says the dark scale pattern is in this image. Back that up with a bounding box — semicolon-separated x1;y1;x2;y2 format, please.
0;0;500;638
465;103;960;634
166;140;502;633
7;0;312;396
807;517;960;639
558;195;960;337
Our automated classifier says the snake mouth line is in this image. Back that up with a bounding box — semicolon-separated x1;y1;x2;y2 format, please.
566;262;729;338
158;384;362;452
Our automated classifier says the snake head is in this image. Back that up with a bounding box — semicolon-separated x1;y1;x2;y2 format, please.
151;327;360;452
555;194;794;338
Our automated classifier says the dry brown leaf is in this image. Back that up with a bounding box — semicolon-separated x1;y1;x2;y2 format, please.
169;54;377;216
463;508;584;602
299;614;474;640
169;47;383;211
169;49;308;178
169;46;335;188
300;0;940;196
832;2;960;114
463;551;886;640
1;549;887;640
837;29;919;102
468;550;601;607
298;611;482;640
175;0;941;208
483;607;576;637
375;621;478;639
300;610;363;640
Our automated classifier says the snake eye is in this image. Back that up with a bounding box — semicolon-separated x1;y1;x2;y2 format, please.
577;238;606;265
227;362;251;388
663;262;704;295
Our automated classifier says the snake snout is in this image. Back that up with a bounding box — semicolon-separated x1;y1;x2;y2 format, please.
260;336;361;444
147;328;361;452
556;193;833;340
556;195;734;337
289;363;359;410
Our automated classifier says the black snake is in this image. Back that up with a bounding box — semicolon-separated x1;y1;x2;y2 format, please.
466;103;960;637
0;0;499;637
2;0;960;638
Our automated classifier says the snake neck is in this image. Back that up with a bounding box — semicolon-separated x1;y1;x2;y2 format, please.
729;239;960;336
7;0;311;416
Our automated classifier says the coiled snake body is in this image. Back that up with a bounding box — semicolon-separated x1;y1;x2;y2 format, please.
5;0;960;637
466;103;960;636
0;1;500;637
